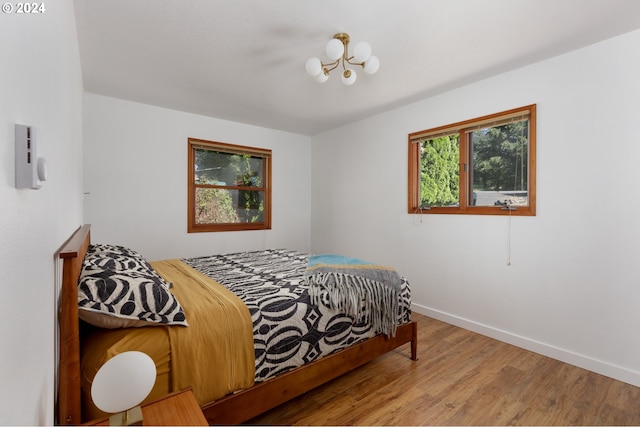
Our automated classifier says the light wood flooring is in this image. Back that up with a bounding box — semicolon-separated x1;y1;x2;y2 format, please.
248;313;640;425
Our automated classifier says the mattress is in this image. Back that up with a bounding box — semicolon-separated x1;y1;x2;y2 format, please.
80;249;412;419
182;249;412;382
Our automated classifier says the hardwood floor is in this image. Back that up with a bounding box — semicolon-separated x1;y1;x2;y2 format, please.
248;313;640;425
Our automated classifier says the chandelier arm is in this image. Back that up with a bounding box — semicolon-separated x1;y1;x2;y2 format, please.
322;59;340;73
342;49;349;70
345;57;365;68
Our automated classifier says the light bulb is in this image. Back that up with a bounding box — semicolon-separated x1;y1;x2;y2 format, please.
305;57;322;77
326;38;344;61
352;41;372;63
363;55;380;74
315;70;329;83
91;351;156;414
341;69;357;85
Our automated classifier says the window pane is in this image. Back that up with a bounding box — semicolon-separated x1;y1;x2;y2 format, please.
195;188;265;224
419;135;460;207
469;120;529;207
195;149;264;187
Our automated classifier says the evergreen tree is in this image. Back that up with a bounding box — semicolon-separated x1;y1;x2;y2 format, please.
471;121;528;192
420;135;459;206
419;120;528;207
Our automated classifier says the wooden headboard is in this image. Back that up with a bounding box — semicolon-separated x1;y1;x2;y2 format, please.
57;224;91;425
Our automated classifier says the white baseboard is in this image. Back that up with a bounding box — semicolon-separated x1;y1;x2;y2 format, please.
412;303;640;388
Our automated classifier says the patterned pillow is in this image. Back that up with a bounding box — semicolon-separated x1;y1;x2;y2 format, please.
84;244;173;289
78;268;188;328
79;244;186;328
87;243;142;257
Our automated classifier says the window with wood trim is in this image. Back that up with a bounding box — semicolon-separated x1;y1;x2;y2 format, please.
188;138;272;232
408;104;536;216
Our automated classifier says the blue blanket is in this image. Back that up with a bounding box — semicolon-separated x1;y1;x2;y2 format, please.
304;254;401;336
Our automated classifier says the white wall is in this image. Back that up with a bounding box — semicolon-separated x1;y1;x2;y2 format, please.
311;29;640;386
83;94;311;260
0;1;84;424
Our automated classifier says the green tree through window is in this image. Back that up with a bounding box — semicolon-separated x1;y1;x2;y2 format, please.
408;105;536;216
188;139;271;232
420;134;460;207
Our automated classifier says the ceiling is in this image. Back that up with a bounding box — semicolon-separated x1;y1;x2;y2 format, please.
74;0;640;136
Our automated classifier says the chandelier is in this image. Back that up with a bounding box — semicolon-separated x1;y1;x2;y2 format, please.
305;33;380;85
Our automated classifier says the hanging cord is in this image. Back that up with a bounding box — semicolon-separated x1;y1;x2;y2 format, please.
496;200;516;266
505;123;525;266
506;207;512;266
413;206;430;224
413;206;423;224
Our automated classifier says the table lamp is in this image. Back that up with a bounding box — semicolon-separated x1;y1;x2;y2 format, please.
91;351;157;426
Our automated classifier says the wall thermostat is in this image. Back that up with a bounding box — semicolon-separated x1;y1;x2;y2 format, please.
15;124;48;190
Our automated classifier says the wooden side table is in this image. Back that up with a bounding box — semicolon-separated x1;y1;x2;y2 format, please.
84;388;208;426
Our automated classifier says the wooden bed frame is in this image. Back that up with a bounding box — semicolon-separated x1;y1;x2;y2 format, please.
57;224;418;425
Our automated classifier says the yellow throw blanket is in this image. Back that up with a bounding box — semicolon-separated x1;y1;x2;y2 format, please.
151;259;255;405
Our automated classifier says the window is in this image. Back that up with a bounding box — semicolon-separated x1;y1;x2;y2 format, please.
188;138;272;232
408;104;536;216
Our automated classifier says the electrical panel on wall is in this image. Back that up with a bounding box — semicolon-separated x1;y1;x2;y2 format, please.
15;124;47;190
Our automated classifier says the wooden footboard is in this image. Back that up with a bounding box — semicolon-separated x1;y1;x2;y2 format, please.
56;224;417;425
202;320;417;425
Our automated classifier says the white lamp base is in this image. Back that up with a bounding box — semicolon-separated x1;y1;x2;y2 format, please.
109;406;143;426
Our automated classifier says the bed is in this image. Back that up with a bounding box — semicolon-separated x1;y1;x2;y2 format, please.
57;225;417;425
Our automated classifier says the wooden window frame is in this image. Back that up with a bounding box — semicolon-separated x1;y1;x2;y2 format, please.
408;104;536;216
188;138;272;232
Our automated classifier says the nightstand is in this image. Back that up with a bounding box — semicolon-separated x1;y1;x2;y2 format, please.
84;388;208;426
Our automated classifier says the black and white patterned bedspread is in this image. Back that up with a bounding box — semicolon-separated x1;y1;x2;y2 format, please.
182;249;411;383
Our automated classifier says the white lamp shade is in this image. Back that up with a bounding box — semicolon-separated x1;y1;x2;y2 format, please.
364;55;380;74
91;351;157;414
325;38;344;61
315;71;329;83
305;57;322;77
352;41;372;63
342;69;357;85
